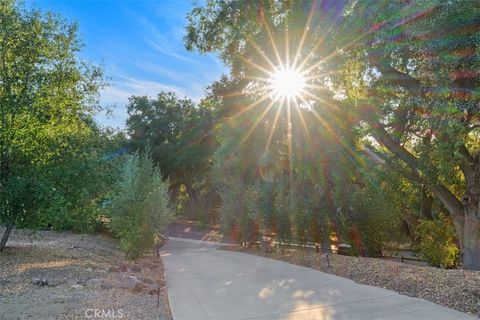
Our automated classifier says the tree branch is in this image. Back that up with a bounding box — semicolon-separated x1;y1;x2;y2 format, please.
364;113;465;217
367;50;422;95
458;144;475;178
361;49;468;217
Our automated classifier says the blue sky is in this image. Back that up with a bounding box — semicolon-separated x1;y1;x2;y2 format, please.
26;0;226;129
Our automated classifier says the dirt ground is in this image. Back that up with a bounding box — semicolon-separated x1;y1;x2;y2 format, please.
165;219;233;243
0;227;172;320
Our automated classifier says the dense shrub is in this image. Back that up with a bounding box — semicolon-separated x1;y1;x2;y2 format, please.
337;178;402;257
415;214;460;268
108;151;173;259
218;179;259;243
9;130;125;233
217;180;244;236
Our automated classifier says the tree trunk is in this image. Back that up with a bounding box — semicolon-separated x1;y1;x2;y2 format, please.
185;184;199;218
315;206;331;254
459;159;480;270
319;151;334;253
421;186;433;220
463;212;480;270
364;118;477;267
0;223;14;252
364;47;480;269
319;225;331;253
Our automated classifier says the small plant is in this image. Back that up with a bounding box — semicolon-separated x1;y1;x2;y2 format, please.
108;151;173;259
414;214;460;269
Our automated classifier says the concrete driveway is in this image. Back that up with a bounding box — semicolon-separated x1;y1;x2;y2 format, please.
161;237;475;320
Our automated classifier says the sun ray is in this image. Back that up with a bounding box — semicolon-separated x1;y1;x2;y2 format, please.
216;87;254;99
304;101;365;173
246;37;278;71
227;95;270;122
299;1;421;76
230;5;375;185
292;0;317;70
244;75;273;83
305;82;330;92
294;94;369;186
292;98;314;155
234;98;278;152
301;90;343;112
302;70;337;82
296;94;339;140
260;9;284;69
301;26;381;75
286;96;293;187
238;54;273;76
264;97;285;156
296;34;326;73
285;26;290;69
245;69;330;90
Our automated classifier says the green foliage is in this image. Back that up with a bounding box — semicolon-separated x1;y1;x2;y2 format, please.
108;151;173;259
334;163;410;256
0;0;112;249
272;182;293;244
3;126;125;233
335;0;480;268
185;0;480;269
126;92;218;218
217;178;257;243
415;215;460;268
345;182;400;256
217;182;240;235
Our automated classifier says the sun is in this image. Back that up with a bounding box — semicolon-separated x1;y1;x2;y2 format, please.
269;67;306;100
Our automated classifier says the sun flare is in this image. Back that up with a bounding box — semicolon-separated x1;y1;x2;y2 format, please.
269;67;306;100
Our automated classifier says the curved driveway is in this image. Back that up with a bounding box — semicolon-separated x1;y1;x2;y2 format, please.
161;237;475;320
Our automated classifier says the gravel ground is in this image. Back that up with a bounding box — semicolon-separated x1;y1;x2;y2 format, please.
220;245;480;317
0;227;172;320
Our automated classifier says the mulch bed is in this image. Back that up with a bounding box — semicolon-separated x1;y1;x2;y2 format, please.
220;244;480;317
